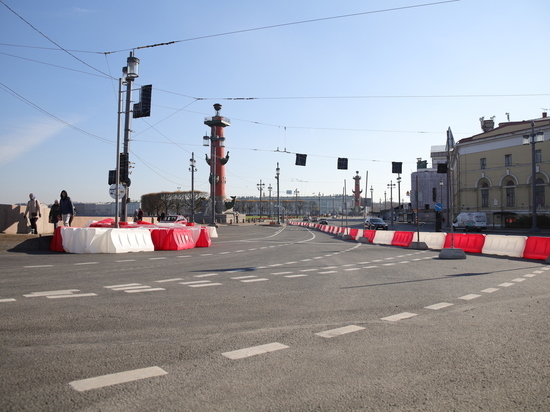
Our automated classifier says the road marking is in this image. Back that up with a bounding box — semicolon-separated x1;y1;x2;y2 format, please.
284;274;308;278
399;261;410;264
69;366;168;392
241;278;268;283
155;278;183;283
322;266;338;269
194;273;219;278
23;265;53;268
344;268;362;271
105;283;141;289
269;263;283;267
176;255;191;258
498;282;515;287
425;302;453;310
384;257;395;260
271;271;293;275
231;275;256;280
301;259;312;262
313;257;323;259
200;254;213;256
285;261;297;264
342;264;355;267
148;257;167;260
48;293;98;299
115;259;136;262
235;250;245;253
110;286;152;291
180;280;211;285
24;290;80;297
222;343;289;360
299;268;318;272
315;325;365;338
512;278;526;282
381;312;418;322
188;283;222;287
125;288;165;293
524;274;536;278
533;270;544;274
382;263;396;266
319;271;337;274
459;294;481;300
363;266;378;269
357;261;370;264
74;262;98;266
0;298;16;302
481;288;499;293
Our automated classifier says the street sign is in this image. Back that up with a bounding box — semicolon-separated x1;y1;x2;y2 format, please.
435;203;443;211
109;184;126;199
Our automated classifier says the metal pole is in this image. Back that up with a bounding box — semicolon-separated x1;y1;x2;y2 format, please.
210;131;216;226
121;74;133;222
276;163;280;225
115;78;123;228
190;152;196;223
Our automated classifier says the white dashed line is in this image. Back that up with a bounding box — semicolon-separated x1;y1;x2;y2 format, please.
271;272;293;275
74;262;98;266
481;288;499;293
148;257;166;260
155;278;183;283
24;290;80;297
498;282;515;287
231;275;256;280
363;266;378;269
105;284;141;289
222;343;289;360
188;283;222;288
344;268;362;272
533;270;544;274
241;278;268;283
284;274;308;278
48;293;98;299
1;298;17;302
425;302;453;310
125;288;165;293
115;259;136;262
382;263;396;266
23;265;53;268
381;312;418;322
459;294;481;300
194;273;219;278
69;366;168;392
180;281;212;285
512;278;526;282
524;274;536;278
316;325;365;338
299;268;318;272
319;271;337;274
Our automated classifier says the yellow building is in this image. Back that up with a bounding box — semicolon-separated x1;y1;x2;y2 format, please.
454;113;550;227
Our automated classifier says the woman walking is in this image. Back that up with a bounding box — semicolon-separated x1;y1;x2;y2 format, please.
59;190;75;227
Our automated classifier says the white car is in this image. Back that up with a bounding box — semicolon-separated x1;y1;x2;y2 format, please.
159;215;187;224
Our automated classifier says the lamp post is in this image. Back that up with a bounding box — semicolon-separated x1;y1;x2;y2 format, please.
523;121;545;233
384;191;387;210
189;152;197;223
387;181;396;228
268;184;273;219
396;176;401;223
294;189;300;217
318;192;322;216
120;51;139;222
257;180;265;220
275;163;281;224
370;185;374;214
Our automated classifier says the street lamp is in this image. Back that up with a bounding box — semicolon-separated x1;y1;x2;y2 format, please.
275;163;281;224
294;189;300;217
189;153;197;223
387;181;396;228
370;185;374;214
120;51;139;222
267;184;273;218
523;121;545;233
396;176;401;222
257;180;265;220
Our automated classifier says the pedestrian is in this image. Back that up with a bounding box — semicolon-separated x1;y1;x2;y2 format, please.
137;208;144;221
59;190;75;227
133;209;139;223
23;193;41;234
49;199;61;230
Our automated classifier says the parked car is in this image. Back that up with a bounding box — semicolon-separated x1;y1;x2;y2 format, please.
319;219;328;225
302;216;310;222
311;216;319;222
159;215;187;224
365;217;388;230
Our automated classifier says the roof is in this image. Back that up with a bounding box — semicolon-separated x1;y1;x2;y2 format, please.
458;117;550;144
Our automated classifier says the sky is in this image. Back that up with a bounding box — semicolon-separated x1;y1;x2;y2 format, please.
1;0;549;207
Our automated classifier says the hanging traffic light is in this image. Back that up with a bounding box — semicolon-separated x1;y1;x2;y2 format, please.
119;153;129;185
337;158;348;170
295;153;307;166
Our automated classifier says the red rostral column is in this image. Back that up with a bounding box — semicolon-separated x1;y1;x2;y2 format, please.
353;171;362;214
204;104;230;217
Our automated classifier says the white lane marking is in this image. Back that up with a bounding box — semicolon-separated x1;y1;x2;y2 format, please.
194;273;219;278
342;264;355;267
188;283;222;288
523;274;536;278
148;257;167;260
316;325;365;338
542;267;550;271
0;298;16;302
357;261;370;264
200;254;213;256
533;270;544;274
269;264;283;267
48;293;98;299
425;302;454;310
235;250;245;253
301;259;312;262
285;261;297;264
219;252;230;255
105;284;141;289
69;366;168;392
382;263;396;266
23;265;53;268
176;256;191;258
125;288;165;293
271;272;293;275
299;268;318;272
498;282;515;287
116;259;136;262
512;278;526;282
381;312;418;322
255;266;267;269
313;257;323;260
222;343;289;360
155;278;183;283
363;266;378;269
322;266;338;269
459;294;481;300
24;290;80;297
180;281;211;285
248;248;257;251
111;286;152;291
74;262;98;266
372;260;383;262
412;258;422;261
384;257;395;260
319;271;337;274
399;261;410;264
231;275;256;280
481;288;499;293
344;268;361;272
284;274;308;278
241;278;268;283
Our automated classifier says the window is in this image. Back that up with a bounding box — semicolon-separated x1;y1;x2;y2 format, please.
536;178;545;207
536;149;542;163
504;154;512;167
480;158;486;170
505;180;515;207
481;182;489;208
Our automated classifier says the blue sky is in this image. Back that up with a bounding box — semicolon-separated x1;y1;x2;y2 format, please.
1;0;548;206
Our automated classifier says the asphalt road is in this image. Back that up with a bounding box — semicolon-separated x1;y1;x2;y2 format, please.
1;224;549;411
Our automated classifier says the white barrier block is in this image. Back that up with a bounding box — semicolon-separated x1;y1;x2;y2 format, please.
417;232;447;250
61;227;87;253
482;234;527;258
104;229;155;253
207;226;218;238
372;230;395;245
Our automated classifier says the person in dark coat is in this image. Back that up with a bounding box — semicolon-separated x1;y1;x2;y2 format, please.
59;190;75;227
49;199;61;230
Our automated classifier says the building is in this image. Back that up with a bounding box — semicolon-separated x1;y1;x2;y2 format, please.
453;113;550;227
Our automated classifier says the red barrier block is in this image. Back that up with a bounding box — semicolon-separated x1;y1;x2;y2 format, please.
392;231;414;247
349;228;359;239
523;236;550;260
362;230;377;243
150;228;195;251
443;233;485;253
50;226;65;252
195;227;212;248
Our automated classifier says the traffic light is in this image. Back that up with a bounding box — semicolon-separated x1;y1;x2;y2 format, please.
392;161;402;174
295;153;307;166
108;169;116;185
437;163;448;173
133;85;152;118
337;158;348;170
432;187;437;202
119;153;129;185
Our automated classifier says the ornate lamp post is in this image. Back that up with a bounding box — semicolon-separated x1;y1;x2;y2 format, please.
257;180;265;220
189;152;197;222
275;163;281;224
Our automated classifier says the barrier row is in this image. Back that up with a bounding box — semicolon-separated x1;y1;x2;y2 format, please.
290;221;550;261
51;220;214;254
